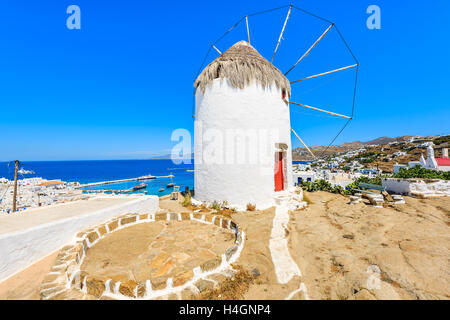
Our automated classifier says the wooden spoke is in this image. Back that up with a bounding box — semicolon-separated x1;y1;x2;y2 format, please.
290;64;358;84
246;16;251;44
290;101;352;119
284;23;334;76
212;45;222;55
271;5;292;63
291;128;316;159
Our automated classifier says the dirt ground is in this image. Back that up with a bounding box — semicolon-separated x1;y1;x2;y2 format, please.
288;192;450;299
0;251;58;300
232;207;308;300
234;192;450;300
1;193;449;300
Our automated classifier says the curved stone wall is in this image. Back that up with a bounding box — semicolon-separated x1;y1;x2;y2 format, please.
40;211;244;300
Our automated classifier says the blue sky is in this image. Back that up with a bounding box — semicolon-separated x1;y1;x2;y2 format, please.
0;0;449;161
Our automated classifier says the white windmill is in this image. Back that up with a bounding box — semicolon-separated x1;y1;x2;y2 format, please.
193;4;359;210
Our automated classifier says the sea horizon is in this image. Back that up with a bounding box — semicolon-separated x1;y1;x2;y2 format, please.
1;159;310;197
0;159;194;197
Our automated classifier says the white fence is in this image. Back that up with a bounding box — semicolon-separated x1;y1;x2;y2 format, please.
0;196;159;282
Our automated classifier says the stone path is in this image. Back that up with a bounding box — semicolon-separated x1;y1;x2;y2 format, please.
269;192;309;299
269;203;302;283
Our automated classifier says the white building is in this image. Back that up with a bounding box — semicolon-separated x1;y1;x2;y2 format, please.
193;41;293;210
293;171;316;185
357;168;380;175
425;145;450;172
394;145;450;173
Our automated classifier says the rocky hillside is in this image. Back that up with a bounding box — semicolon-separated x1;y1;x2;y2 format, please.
293;135;450;173
293;136;412;161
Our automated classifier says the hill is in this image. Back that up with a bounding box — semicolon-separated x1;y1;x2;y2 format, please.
293;134;449;173
292;135;413;161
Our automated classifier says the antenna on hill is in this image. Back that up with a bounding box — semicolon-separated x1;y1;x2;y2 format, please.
12;160;20;213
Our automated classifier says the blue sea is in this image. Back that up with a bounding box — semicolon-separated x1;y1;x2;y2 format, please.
0;160;194;197
1;159;310;197
293;161;312;165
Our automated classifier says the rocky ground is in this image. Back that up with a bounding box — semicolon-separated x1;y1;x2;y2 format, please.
291;192;450;299
1;192;449;300
236;192;449;299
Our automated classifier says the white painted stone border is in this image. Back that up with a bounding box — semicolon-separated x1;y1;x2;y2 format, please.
41;211;243;300
382;178;450;197
270;203;301;284
272;190;310;300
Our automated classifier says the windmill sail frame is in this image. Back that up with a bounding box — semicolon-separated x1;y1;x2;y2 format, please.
193;4;359;159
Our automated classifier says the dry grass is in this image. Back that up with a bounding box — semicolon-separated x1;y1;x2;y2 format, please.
215;208;234;217
199;204;211;213
330;257;345;274
194;265;255;300
302;193;313;205
380;271;402;288
182;193;191;207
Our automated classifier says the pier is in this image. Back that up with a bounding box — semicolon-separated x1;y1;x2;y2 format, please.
75;175;174;189
82;189;139;194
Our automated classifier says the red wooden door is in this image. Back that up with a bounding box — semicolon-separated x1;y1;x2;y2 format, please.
274;152;284;191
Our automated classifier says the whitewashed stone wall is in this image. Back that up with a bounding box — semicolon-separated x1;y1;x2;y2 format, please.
0;196;159;282
382;178;450;197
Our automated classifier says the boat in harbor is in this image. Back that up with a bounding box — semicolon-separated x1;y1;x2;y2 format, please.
166;174;174;188
158;188;165;192
132;183;147;191
18;169;35;175
138;174;156;181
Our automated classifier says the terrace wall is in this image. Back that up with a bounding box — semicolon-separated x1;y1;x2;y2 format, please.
0;196;159;282
382;178;450;197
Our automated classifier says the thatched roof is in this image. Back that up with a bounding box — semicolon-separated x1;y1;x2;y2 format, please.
194;41;291;97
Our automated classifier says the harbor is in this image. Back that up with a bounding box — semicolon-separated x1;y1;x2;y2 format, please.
0;160;195;213
75;174;174;189
82;189;143;194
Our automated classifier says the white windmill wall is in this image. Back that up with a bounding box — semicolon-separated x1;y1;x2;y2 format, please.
194;78;293;210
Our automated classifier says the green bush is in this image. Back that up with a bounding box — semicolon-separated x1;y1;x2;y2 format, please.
361;158;375;164
343;176;384;195
393;167;449;180
210;200;221;210
356;152;379;159
433;135;450;145
357;176;383;185
300;175;409;196
300;179;345;195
